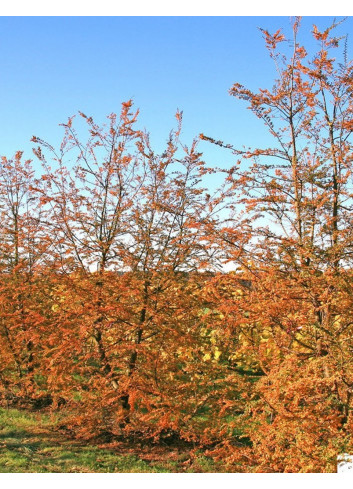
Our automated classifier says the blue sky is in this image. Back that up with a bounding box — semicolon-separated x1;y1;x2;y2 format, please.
0;16;352;178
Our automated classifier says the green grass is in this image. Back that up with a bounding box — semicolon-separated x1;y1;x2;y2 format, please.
0;407;219;473
0;407;168;472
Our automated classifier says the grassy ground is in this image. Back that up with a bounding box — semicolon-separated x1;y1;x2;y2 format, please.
0;407;219;473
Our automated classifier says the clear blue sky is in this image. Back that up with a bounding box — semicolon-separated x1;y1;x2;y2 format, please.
0;16;352;177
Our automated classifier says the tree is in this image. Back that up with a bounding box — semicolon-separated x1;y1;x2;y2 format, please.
0;152;51;402
202;17;353;472
31;103;227;438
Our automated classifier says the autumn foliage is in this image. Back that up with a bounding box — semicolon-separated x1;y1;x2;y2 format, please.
1;18;353;472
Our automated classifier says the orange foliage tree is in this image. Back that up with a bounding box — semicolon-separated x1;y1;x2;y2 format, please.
29;102;232;440
202;17;353;471
0;152;54;404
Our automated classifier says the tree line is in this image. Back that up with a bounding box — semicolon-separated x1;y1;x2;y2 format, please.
1;18;353;472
